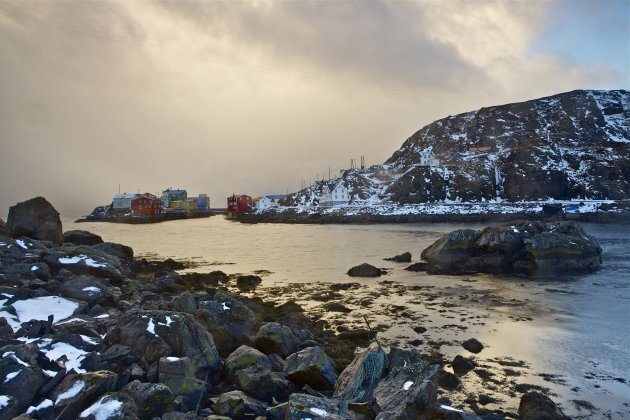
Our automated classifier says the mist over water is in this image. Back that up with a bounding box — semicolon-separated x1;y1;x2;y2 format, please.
64;216;630;417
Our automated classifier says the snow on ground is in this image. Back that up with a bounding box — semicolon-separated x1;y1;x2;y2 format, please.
27;399;53;415
0;395;10;409
80;396;123;420
58;255;107;268
4;370;21;383
147;318;156;335
3;351;29;366
10;296;79;330
309;407;329;417
16;239;30;249
43;342;88;374
82;286;101;294
403;380;414;390
55;380;85;404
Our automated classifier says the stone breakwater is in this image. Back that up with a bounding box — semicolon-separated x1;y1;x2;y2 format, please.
0;197;570;419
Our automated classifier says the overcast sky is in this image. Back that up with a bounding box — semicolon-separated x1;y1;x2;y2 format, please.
1;0;628;216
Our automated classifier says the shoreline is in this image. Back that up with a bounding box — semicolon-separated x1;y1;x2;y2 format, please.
75;211;217;224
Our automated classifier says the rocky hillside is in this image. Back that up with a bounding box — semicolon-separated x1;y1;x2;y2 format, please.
281;90;629;208
385;89;629;203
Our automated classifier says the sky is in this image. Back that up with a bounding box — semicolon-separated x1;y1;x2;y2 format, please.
0;0;628;217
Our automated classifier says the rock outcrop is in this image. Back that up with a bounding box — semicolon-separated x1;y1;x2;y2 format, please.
347;263;383;277
7;197;63;243
420;221;602;275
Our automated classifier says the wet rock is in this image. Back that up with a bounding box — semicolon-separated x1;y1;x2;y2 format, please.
438;370;461;390
234;364;289;402
518;391;569;420
252;322;301;358
236;275;262;290
413;326;428;334
452;355;476;376
49;370;118;420
333;346;386;403
123;380;174;420
285;346;338;391
63;230;104;246
286;393;351;419
372;347;439;419
322;302;352;313
213;390;267;418
421;221;602;275
462;338;484;354
347;263;382;277
405;262;429;271
384;252;412;262
224;345;272;381
7;197;63;244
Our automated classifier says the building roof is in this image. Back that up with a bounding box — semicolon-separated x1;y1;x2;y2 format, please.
113;193;139;200
162;189;187;194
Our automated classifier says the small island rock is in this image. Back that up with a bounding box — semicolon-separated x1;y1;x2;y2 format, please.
7;196;63;243
347;263;382;277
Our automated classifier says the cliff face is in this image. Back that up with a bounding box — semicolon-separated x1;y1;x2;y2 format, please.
384;90;629;202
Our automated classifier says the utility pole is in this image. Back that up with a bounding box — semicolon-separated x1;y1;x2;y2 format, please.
328;166;331;181
361;155;365;170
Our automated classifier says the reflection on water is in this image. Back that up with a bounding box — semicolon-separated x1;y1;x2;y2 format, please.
64;217;630;418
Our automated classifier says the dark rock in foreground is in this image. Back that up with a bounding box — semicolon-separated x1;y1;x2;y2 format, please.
519;391;569;419
462;338;484;354
420;221;602;275
236;274;262;290
7;196;63;243
0;218;6;235
347;263;383;277
384;252;412;262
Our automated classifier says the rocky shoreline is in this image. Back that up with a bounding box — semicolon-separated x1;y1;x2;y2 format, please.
0;197;575;419
238;202;630;225
75;212;214;225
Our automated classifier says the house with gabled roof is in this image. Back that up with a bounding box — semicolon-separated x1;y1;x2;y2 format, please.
256;195;286;211
112;193;139;211
319;181;349;207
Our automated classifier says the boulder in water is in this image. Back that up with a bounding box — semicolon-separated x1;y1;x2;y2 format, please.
347;263;382;277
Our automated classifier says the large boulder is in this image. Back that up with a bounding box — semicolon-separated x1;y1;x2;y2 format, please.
234;364;289;402
0;218;6;236
196;290;258;355
59;275;112;305
108;309;220;373
224;345;271;380
43;245;127;282
49;371;118;420
284;346;338;391
213;390;267;418
0;344;46;412
286;393;351;419
7;197;63;244
78;392;139;420
252;322;301;358
158;357;205;411
63;230;104;246
421;221;602;275
123;380;174;420
347;263;382;277
518;391;569;420
372;348;439;419
333;346;386;403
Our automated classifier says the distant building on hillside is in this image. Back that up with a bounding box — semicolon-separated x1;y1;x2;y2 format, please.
319;181;349;207
419;149;440;166
256;195;286;211
112;193;139;211
131;194;162;216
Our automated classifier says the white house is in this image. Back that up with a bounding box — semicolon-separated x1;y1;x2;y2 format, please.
419;149;440;166
256;195;286;211
112;193;139;210
319;181;349;207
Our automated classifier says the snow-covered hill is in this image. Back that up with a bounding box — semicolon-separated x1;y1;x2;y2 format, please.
281;89;629;210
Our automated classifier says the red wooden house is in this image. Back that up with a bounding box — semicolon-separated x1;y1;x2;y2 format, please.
227;194;253;213
131;194;162;216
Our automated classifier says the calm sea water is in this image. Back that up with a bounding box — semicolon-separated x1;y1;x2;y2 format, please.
63;216;630;418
